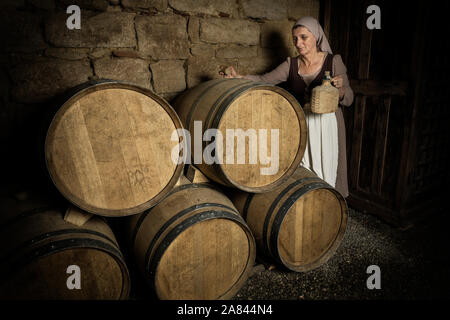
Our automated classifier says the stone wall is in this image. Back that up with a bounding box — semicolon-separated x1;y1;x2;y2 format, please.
0;0;320;184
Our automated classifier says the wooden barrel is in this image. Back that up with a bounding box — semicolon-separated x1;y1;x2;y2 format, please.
126;177;256;300
173;79;307;193
45;81;184;216
0;197;130;299
230;166;348;272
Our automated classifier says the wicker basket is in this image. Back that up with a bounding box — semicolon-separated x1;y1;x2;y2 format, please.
311;71;339;114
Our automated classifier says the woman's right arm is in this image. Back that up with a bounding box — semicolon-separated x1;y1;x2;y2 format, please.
223;58;291;85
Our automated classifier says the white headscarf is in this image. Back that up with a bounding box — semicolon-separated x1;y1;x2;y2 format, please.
293;17;333;54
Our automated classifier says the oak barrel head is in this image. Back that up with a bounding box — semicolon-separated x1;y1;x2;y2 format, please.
229;166;348;272
154;217;253;300
276;187;347;272
127;180;256;300
45;81;184;217
217;86;305;192
173;79;307;193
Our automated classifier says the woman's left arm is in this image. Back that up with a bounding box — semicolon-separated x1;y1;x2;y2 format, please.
331;54;354;107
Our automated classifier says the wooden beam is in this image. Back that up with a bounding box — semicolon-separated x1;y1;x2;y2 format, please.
64;205;93;226
395;1;429;211
349;95;365;190
371;96;391;194
320;0;332;40
184;164;210;183
350;80;408;96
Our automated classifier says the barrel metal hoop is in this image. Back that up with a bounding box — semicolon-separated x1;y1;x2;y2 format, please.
210;82;266;129
130;183;228;249
269;182;332;264
44;81;184;217
199;81;255;179
146;210;247;287
242;193;255;221
166;182;225;198
0;237;129;298
0;228;118;264
203;81;255;131
261;177;320;257
185;79;231;131
144;204;241;277
210;82;282;187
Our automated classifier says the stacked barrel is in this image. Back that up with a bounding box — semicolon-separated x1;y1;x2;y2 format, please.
0;196;130;300
45;81;185;216
126;176;255;300
173;79;348;272
0;78;348;300
173;78;307;192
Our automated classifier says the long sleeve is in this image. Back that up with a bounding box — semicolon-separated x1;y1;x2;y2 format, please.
332;54;354;107
243;58;290;85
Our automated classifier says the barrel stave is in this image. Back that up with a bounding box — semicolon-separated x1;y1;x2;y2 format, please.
173;79;307;193
229;167;348;272
127;179;256;300
0;203;130;299
45;81;184;216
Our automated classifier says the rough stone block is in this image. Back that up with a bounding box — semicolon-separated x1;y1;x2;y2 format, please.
261;21;298;57
122;0;167;11
10;60;93;103
136;15;189;59
188;17;200;44
150;60;186;94
238;56;284;76
216;45;257;59
45;12;136;48
89;49;111;59
168;0;235;16
187;57;237;88
1;11;46;52
45;48;89;60
112;50;141;58
200;18;259;45
258;47;291;63
94;57;151;89
59;0;109;11
241;0;287;20
288;0;320;20
190;44;215;58
106;5;123;12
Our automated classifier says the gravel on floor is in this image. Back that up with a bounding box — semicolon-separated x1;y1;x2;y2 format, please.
233;207;450;300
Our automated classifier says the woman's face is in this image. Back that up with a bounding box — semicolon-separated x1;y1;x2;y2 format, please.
292;26;317;56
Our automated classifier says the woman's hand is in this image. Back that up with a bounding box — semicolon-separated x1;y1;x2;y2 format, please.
331;75;345;98
219;66;242;79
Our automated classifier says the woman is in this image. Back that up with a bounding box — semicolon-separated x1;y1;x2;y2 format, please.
221;17;353;197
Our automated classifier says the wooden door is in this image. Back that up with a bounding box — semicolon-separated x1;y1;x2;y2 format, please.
320;0;444;226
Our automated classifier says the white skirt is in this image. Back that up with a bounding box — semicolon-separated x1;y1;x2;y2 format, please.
300;112;338;187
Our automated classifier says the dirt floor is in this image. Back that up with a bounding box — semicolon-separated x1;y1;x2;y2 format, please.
233;207;450;300
126;205;450;301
